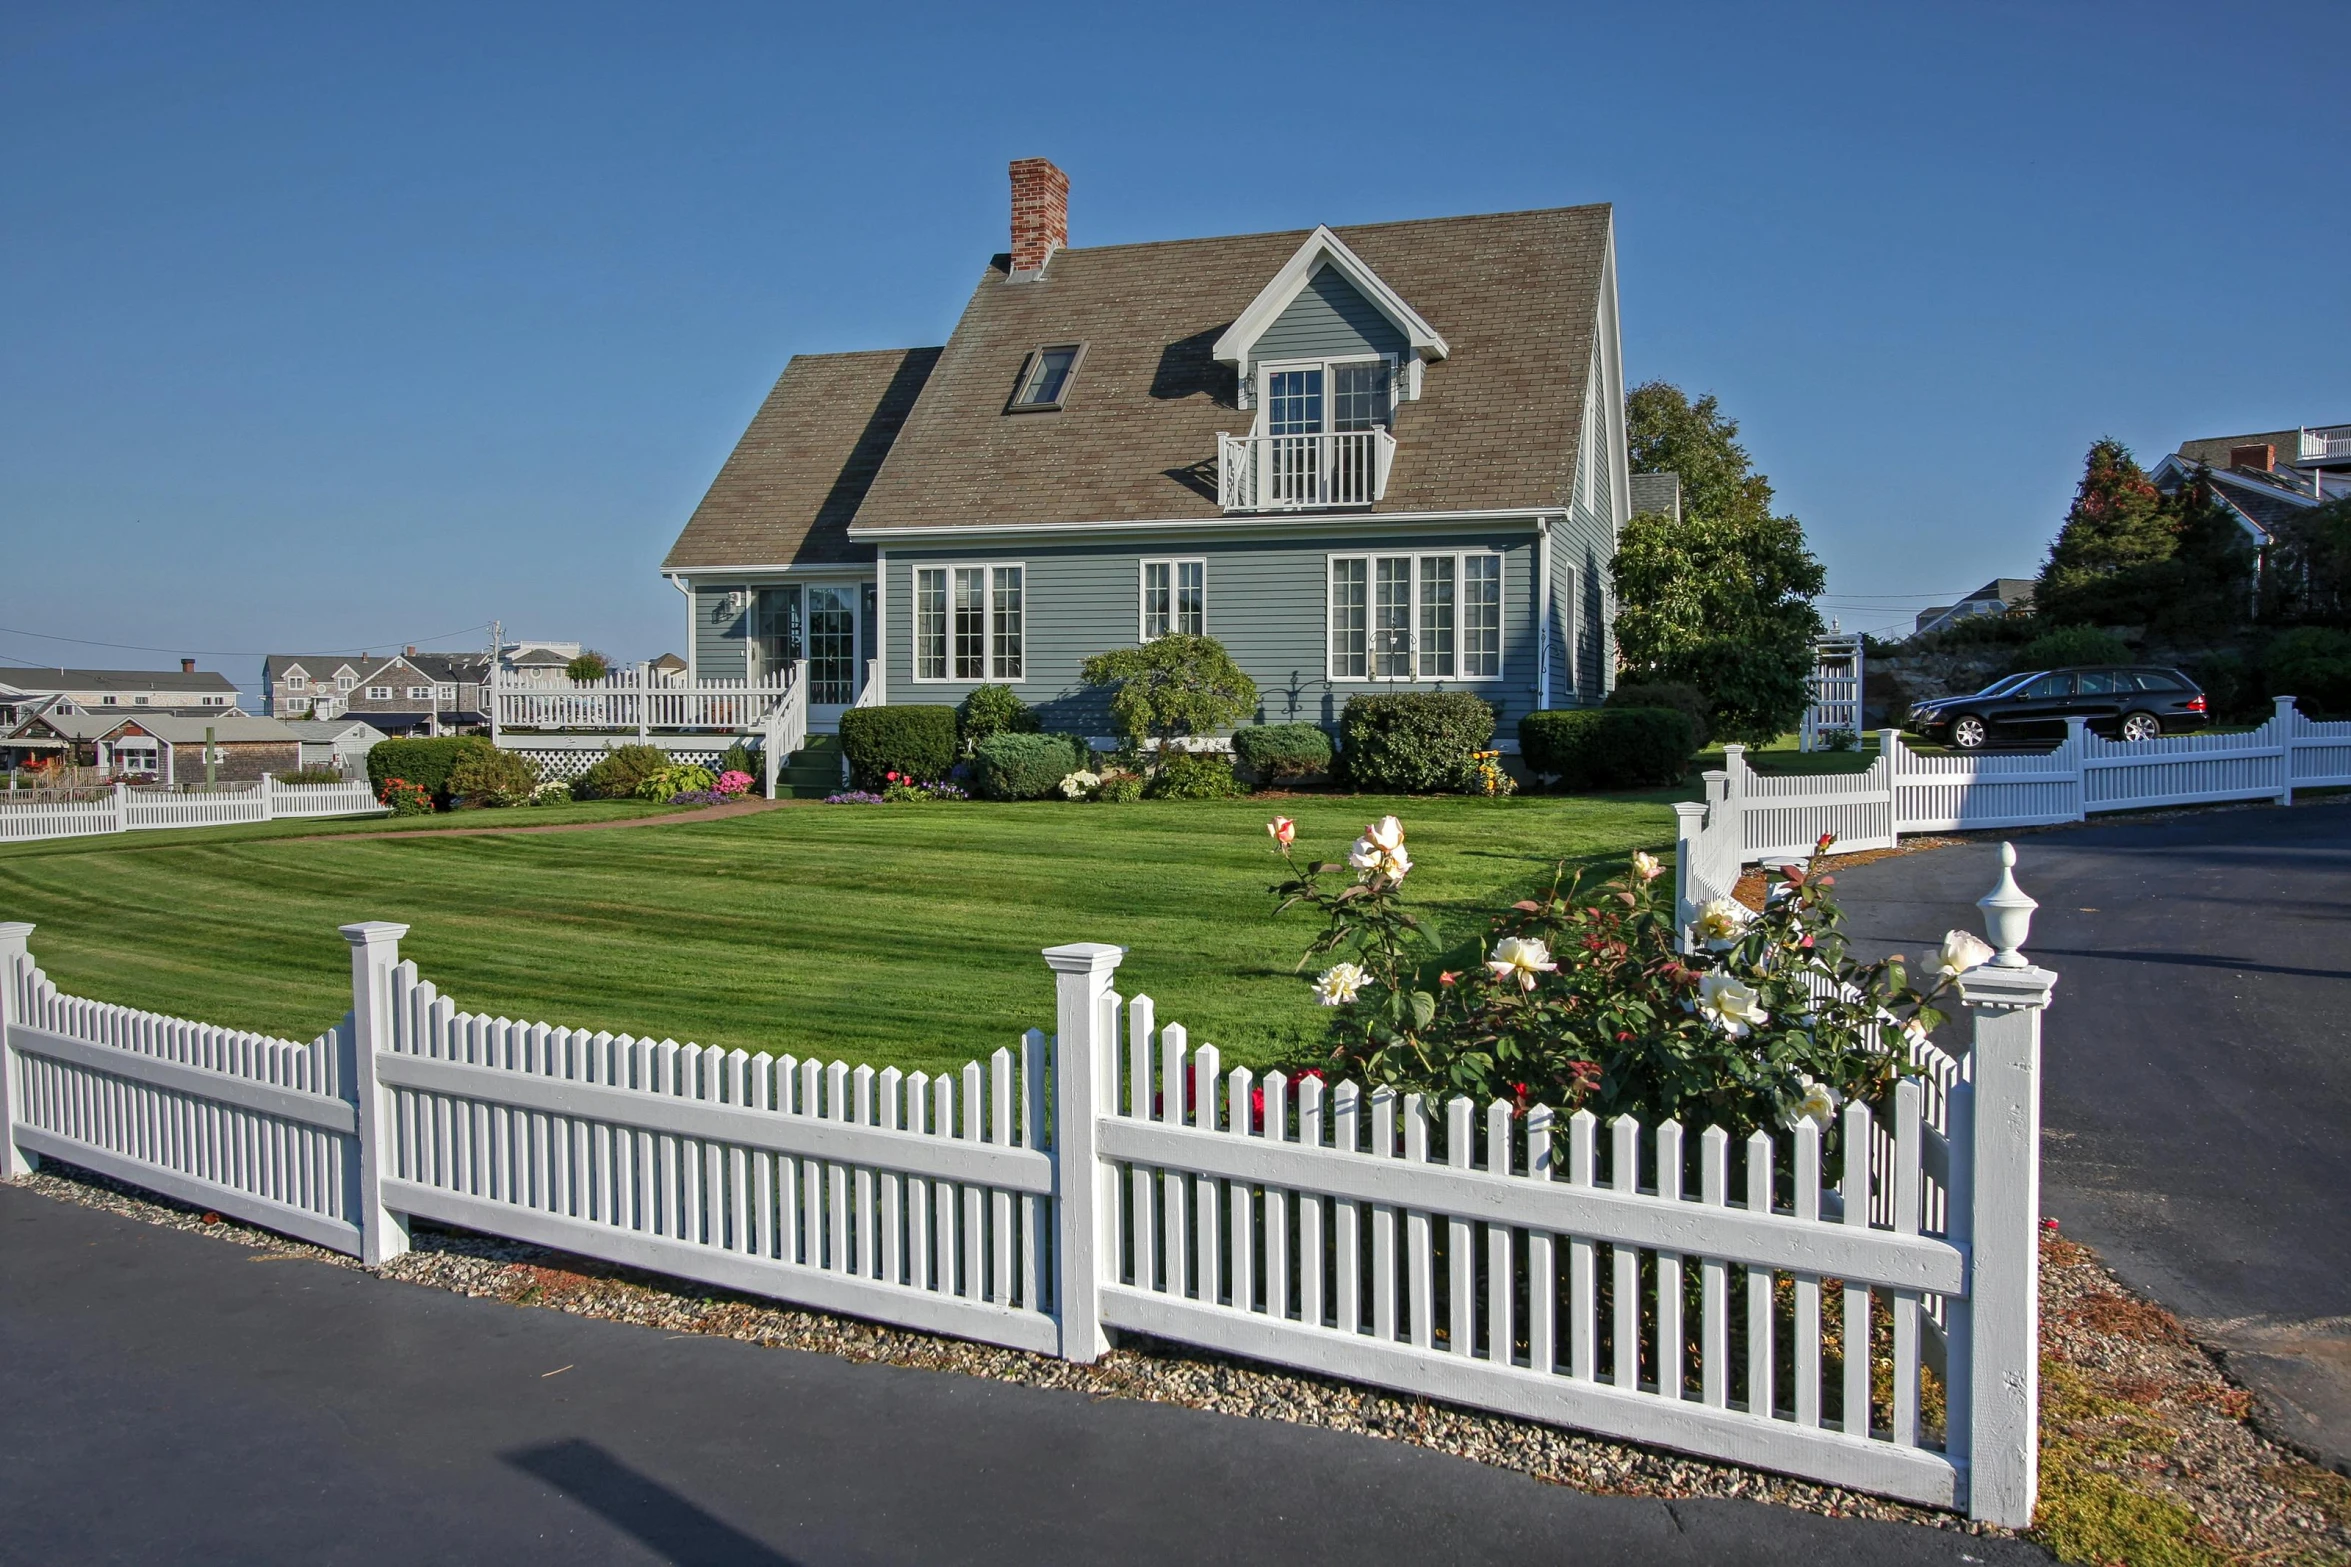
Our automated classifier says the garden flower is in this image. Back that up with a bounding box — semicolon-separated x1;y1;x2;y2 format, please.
1694;971;1770;1036
1267;816;1296;849
1937;928;1995;979
1348;816;1411;882
1630;850;1663;882
1783;1074;1843;1133
1693;897;1753;950
1486;936;1558;991
1059;769;1102;800
1313;962;1368;1006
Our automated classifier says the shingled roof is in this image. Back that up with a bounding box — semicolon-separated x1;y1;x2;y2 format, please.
664;347;942;569
663;204;1611;564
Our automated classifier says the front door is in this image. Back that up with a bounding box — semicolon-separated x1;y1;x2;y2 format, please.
805;583;862;728
748;587;802;686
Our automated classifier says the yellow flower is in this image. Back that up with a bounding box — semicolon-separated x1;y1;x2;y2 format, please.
1485;936;1558;991
1630;850;1664;882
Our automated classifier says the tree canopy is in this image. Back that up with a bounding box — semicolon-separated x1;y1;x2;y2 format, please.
1612;383;1825;743
1079;634;1258;766
2034;439;2253;633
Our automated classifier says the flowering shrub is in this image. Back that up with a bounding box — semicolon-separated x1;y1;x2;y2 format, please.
825;790;888;805
714;769;756;797
529;780;572;806
1270;820;1988;1144
1059;768;1103;800
378;777;434;816
881;770;967;802
1458;749;1516;797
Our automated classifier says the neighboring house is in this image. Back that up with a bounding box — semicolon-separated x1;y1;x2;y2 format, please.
1;702;117;774
0;661;241;716
649;652;690;683
279;718;388;772
1628;472;1682;522
660;159;1627;744
500;646;578;688
94;715;302;785
2169;425;2351;506
1916;579;2037;636
263;648;492;734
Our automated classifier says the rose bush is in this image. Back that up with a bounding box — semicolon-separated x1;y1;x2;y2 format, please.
1270;820;1984;1145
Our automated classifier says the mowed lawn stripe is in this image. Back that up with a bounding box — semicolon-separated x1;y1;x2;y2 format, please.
0;795;1673;1077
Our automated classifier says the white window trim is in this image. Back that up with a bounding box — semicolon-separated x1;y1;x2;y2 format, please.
1137;557;1207;642
1252;353;1398;427
366;686;393;701
909;561;1028;685
1324;550;1506;683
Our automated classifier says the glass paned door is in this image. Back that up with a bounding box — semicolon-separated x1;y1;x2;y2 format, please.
1265;368;1323;505
807;585;858;707
750;587;802;684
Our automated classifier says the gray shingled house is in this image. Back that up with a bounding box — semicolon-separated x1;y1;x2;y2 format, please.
660;160;1627;744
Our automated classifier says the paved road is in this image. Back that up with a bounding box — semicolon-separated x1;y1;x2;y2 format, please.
1832;801;2351;1473
0;1189;2046;1566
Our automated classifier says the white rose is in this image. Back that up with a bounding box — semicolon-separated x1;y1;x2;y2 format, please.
1695;971;1770;1036
1781;1074;1843;1133
1485;935;1558;991
1059;769;1102;800
1313;962;1368;1006
1364;815;1405;852
1937;928;1995;980
1693;897;1753;951
1349;818;1412;883
1631;850;1664;882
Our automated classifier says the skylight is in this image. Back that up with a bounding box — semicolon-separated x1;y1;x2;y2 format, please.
1010;345;1081;411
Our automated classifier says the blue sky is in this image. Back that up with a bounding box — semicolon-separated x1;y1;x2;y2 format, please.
4;1;2342;690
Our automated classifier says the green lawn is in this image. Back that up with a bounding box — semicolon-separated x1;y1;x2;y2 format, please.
0;793;1676;1078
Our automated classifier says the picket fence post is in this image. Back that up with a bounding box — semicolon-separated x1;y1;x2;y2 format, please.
2275;695;2299;805
1944;847;2057;1527
111;781;129;833
0;921;37;1176
1042;940;1123;1363
340;920;412;1266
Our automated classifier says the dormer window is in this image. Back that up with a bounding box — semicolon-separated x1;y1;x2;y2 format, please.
1009;345;1082;411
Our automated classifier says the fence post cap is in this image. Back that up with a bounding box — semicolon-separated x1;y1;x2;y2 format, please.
1957;963;2057;1010
338;921;411;947
1041;941;1126;974
0;920;34;945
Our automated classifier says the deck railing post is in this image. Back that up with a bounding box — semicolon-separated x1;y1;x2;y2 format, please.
1946;846;2056;1527
340;920;413;1266
1041;940;1124;1363
0;921;37;1175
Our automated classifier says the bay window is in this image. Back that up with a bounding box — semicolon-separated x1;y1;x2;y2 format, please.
915;563;1024;682
1328;552;1503;681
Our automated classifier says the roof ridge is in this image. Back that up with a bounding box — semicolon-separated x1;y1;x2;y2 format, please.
1049;201;1612;260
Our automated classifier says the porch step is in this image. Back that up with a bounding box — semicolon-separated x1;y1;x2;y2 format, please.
770;735;844;798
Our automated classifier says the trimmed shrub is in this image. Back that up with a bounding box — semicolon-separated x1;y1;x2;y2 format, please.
574;744;671;801
957;684;1039;749
366;736;495;806
2012;626;2129;673
1605;682;1711;748
1519;706;1699;791
720;740;759;779
1231;723;1334;786
448;747;540;807
1097;772;1143;803
1337;693;1495;793
275;764;345;785
840;705;958;791
971;732;1086;801
1146;752;1244;799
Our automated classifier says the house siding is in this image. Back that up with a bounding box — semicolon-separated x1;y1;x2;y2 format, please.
881;526;1542;741
694;586;750;680
1246;266;1407;377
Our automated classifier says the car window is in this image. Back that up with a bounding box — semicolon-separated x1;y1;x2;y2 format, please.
2020;673;2073;699
2076;671;2118;695
2132;672;2182;692
1978;672;2034;698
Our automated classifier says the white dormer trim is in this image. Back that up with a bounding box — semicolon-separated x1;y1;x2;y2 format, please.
1212;226;1449;375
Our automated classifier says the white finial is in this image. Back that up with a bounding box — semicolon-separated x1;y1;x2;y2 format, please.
1977;842;2037;967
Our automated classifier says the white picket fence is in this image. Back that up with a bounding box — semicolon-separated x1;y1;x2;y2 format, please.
0;778;384;844
0;901;2056;1525
1676;697;2351;920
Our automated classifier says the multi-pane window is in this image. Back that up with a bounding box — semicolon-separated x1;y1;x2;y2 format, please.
915;564;1024;682
1328;553;1503;682
1331;363;1391;432
1141;559;1205;640
286;673;308;690
806;585;857;705
366;686;392;700
407;685;431;701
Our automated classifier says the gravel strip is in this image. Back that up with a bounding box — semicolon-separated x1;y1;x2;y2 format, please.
15;1160;2348;1560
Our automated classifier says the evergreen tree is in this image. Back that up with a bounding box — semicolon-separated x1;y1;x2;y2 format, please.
1613;383;1825;743
2035;439;2176;625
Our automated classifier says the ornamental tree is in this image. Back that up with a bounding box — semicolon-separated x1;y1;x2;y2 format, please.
1080;634;1258;773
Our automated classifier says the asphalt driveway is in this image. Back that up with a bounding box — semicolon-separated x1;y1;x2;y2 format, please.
1831;800;2351;1473
0;1187;2046;1566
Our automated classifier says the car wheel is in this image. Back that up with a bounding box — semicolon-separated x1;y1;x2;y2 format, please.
1951;715;1988;749
2120;712;2162;742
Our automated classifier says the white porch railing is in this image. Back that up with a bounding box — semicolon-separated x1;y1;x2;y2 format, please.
1217;429;1396;511
489;667;796;737
2300;425;2351;464
760;668;811;799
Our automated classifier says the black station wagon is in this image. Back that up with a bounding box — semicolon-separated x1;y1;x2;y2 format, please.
1905;666;2209;749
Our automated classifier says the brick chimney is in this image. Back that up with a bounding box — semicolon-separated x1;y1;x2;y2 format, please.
405;645;418;657
180;658;195;674
2229;443;2275;473
1008;158;1068;279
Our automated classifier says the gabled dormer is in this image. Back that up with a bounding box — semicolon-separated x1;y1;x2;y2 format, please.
1211;227;1448;513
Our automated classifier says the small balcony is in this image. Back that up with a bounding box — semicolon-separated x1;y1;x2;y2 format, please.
1216;429;1396;512
2299;425;2351;466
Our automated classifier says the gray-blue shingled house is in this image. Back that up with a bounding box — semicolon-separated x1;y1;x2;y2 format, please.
659;159;1627;749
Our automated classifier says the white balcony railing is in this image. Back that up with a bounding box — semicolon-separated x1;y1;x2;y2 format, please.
489;667;796;735
2300;426;2351;464
1216;429;1396;512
